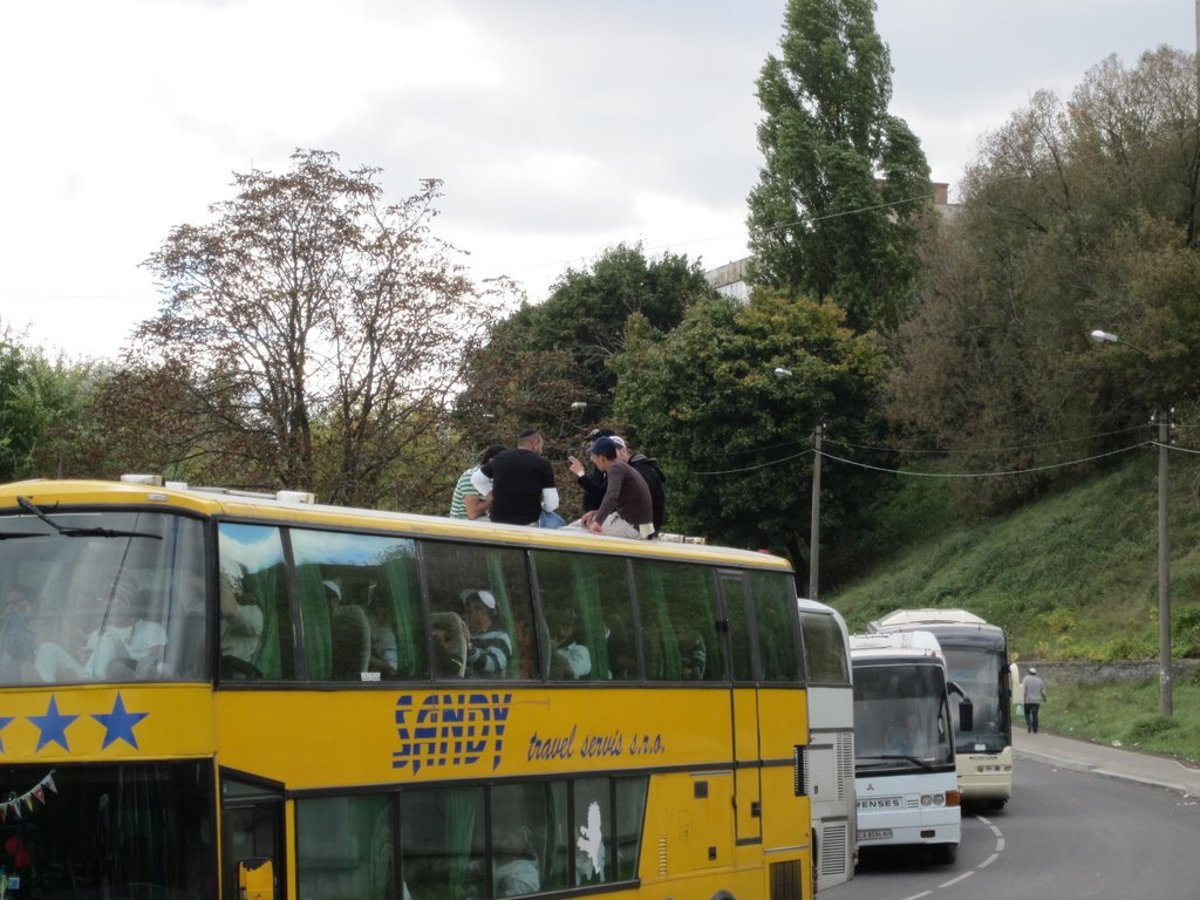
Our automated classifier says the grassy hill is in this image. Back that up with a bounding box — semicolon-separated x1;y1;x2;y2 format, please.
824;451;1200;761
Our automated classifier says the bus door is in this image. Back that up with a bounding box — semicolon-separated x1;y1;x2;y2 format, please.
718;571;762;846
221;772;286;900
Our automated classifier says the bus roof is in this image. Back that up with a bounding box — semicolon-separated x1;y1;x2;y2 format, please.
0;477;794;572
849;629;945;663
868;608;1006;650
871;608;985;628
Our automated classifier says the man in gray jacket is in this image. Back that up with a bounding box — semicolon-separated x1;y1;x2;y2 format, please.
1021;667;1046;734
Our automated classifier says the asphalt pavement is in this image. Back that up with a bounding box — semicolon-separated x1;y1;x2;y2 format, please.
1014;726;1200;797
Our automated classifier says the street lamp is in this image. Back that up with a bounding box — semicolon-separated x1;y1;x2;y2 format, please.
774;367;823;600
1089;328;1173;716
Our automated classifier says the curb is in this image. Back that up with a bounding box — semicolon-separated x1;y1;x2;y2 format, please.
1015;747;1200;799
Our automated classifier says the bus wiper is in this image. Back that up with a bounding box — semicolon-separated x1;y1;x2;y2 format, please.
16;496;162;541
0;531;50;541
858;754;935;770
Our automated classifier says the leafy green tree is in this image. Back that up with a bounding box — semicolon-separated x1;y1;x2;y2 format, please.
454;243;717;453
0;325;106;481
612;292;889;579
746;0;933;332
136;149;516;508
888;47;1200;513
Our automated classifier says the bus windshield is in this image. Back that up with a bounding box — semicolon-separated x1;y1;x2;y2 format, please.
0;508;207;685
853;663;953;770
943;646;1007;752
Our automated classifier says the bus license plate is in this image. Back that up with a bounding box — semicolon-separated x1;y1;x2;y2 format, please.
858;829;893;841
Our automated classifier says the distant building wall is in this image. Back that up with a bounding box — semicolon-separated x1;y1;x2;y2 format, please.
704;182;959;298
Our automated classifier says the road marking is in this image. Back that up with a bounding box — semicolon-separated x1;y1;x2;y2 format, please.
939;871;975;888
900;892;932;900
978;852;1000;868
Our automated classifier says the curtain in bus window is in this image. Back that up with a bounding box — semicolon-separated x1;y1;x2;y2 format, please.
401;785;485;899
633;562;682;680
296;794;393;900
295;561;334;680
752;571;801;682
636;560;721;682
379;549;423;679
486;553;521;679
491;781;569;896
217;523;291;681
531;551;629;681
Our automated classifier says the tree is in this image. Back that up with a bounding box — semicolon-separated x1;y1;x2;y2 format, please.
0;325;105;481
454;243;716;451
612;291;889;578
136;149;516;508
887;47;1200;513
746;0;932;332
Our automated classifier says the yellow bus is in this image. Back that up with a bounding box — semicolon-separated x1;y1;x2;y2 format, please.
0;477;814;900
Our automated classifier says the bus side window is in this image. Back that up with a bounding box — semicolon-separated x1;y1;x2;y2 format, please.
217;523;293;681
530;551;631;682
419;542;535;681
635;559;720;682
752;571;801;683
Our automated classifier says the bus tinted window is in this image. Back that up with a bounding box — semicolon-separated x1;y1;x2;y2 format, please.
218;523;293;680
289;528;426;682
751;571;801;682
401;784;487;898
297;794;393;899
800;612;850;685
0;511;206;684
633;560;721;682
721;576;755;682
531;551;633;681
421;542;536;680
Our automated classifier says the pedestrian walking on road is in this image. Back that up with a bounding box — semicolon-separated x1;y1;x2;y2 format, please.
1021;667;1046;733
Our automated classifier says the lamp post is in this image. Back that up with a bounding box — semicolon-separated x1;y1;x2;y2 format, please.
1089;329;1172;716
774;367;823;600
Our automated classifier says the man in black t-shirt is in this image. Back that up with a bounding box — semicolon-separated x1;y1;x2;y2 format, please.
472;429;559;525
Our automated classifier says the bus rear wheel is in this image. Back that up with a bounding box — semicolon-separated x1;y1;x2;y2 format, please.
934;843;958;865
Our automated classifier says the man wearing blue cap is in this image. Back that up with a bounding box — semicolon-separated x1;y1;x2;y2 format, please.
582;436;654;539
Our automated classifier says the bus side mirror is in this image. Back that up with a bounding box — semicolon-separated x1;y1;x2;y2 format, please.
238;857;275;900
958;699;974;733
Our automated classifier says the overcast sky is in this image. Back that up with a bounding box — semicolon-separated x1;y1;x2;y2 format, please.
2;0;1192;360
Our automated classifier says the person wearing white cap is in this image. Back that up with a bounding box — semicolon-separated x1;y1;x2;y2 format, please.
1020;667;1046;733
461;589;512;677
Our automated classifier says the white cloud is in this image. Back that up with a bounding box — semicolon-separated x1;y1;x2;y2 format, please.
0;0;1190;358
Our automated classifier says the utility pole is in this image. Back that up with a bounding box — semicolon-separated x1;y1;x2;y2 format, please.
1157;411;1172;716
810;423;822;601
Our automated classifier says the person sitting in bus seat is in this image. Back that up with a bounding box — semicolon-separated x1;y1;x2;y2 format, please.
85;585;169;679
431;611;468;677
462;589;512;678
0;585;39;682
549;607;591;679
493;824;540;897
367;589;400;677
676;624;707;680
886;711;923;756
219;578;263;665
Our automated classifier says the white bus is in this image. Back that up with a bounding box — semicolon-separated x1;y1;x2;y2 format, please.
849;630;970;864
869;609;1014;808
797;598;855;891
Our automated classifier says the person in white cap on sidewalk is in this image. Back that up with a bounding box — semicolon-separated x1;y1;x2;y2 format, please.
1021;667;1046;733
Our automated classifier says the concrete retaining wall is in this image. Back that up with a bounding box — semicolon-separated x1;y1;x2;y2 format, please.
1019;660;1200;686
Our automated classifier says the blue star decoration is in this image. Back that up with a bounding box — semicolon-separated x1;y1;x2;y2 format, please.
29;696;79;752
92;693;149;751
0;716;13;753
